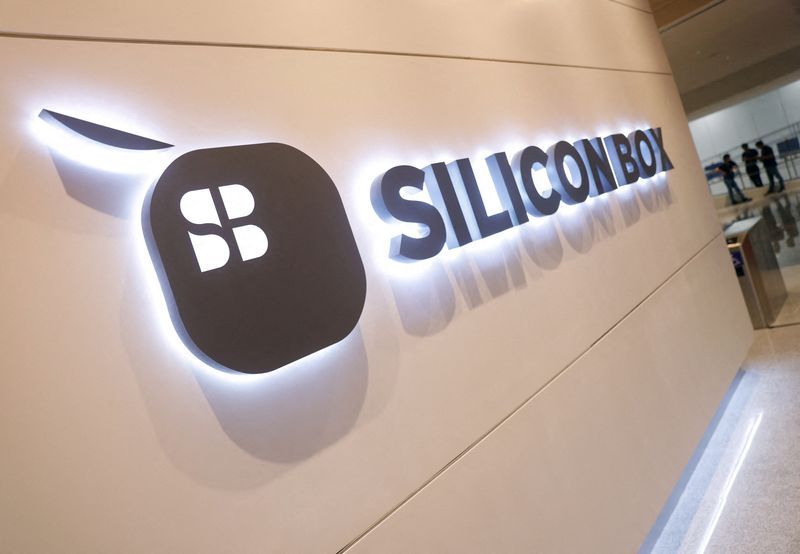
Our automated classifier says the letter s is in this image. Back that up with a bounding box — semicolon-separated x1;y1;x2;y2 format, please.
371;165;447;262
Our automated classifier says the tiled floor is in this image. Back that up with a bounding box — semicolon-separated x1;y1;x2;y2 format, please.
644;326;800;553
642;182;800;553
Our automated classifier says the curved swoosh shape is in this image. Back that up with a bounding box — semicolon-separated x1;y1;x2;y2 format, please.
39;109;173;150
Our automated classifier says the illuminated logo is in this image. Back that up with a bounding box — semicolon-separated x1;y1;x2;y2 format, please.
37;109;367;374
145;144;367;374
372;128;673;261
38;109;674;375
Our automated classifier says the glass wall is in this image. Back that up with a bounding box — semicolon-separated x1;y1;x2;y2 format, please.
690;79;800;197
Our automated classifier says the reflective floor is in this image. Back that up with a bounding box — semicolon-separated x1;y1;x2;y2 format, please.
642;184;800;553
643;325;800;553
719;181;800;326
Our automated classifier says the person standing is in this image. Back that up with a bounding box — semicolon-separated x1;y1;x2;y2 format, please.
741;143;763;187
756;140;786;194
717;154;751;205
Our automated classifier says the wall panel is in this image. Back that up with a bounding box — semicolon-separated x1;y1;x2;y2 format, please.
779;80;800;125
346;236;751;553
0;0;670;73
0;2;750;552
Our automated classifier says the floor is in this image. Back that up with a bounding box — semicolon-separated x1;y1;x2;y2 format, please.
644;326;800;553
642;181;800;553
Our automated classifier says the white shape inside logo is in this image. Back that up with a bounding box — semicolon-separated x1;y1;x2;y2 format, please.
179;185;269;273
219;184;255;219
187;232;230;272
232;225;269;261
180;188;220;226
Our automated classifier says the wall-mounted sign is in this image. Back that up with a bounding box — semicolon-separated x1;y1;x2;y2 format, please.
372;128;673;261
145;143;367;374
38;110;672;374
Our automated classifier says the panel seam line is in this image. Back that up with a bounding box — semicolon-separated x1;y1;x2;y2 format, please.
658;0;729;32
607;0;653;14
337;230;724;553
0;31;672;76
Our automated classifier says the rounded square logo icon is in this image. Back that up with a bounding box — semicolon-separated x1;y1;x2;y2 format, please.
144;143;367;374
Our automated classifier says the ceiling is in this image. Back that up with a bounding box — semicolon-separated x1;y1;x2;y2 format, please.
649;0;722;28
650;0;800;117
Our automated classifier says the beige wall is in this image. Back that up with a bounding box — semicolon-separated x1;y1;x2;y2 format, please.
0;1;751;552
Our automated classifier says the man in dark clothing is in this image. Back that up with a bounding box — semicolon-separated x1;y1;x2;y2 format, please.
756;140;786;194
718;154;751;205
741;143;763;187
